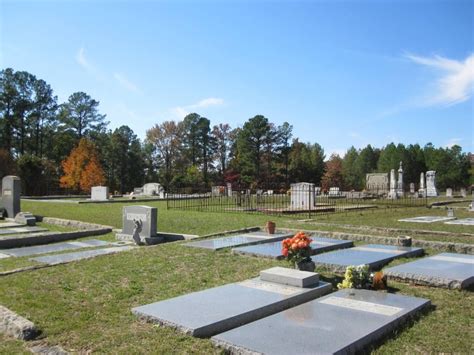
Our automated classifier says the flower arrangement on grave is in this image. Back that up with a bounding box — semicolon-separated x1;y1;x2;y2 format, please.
281;232;313;267
337;265;387;290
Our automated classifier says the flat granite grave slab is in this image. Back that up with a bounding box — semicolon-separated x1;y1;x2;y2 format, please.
133;268;332;337
183;232;293;250
444;218;474;226
0;226;48;236
0;222;24;229
212;289;430;354
2;239;111;257
233;236;353;259
311;244;424;273
30;246;134;265
398;216;456;223
384;252;474;289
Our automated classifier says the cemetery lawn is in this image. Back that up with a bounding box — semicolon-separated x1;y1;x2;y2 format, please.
0;200;472;353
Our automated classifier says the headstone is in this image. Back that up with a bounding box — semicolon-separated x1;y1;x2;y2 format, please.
418;172;426;197
447;208;454;218
446;188;453;198
211;289;430;354
132;267;332;338
314;187;321;196
409;183;415;194
91;186;109;201
14;212;36;226
1;176;21;218
328;187;340;197
116;206;162;245
226;183;232;197
290;182;315;209
184;231;293;251
426;170;438;197
142;183;164;198
365;173;389;193
460;188;466;198
385;253;474;289
396;161;404;197
388;169;397;199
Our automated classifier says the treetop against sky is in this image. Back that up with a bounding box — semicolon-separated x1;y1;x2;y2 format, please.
2;0;473;155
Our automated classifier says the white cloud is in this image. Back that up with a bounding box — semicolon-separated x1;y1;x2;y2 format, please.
113;73;140;93
406;53;474;106
170;97;225;119
76;47;92;70
445;138;463;148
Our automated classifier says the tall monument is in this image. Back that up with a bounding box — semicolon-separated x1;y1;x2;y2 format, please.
418;172;426;197
396;161;404;197
388;169;398;199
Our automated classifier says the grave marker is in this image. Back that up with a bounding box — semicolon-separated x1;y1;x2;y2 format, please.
91;186;109;201
446;188;453;198
116;206;162;244
1;176;21;218
290;182;315;209
426;170;438;197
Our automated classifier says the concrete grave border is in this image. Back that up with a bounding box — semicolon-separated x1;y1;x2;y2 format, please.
0;305;38;340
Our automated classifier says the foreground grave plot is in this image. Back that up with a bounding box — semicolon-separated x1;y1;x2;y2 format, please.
384;252;474;289
311;244;424;273
30;246;134;265
398;216;456;223
212;289;430;354
444;218;474;226
0;226;48;236
1;239;111;257
182;231;293;250
232;236;353;259
133;267;332;337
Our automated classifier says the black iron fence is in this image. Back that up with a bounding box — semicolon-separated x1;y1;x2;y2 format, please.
166;185;428;218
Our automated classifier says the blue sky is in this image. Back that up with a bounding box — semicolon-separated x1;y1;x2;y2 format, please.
1;0;473;156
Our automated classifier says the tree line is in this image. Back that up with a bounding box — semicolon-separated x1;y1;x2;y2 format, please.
1;68;472;195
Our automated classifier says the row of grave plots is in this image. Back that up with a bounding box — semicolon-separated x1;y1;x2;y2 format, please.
132;229;472;354
166;185;428;218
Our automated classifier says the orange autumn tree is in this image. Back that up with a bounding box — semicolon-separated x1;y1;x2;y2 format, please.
60;138;105;193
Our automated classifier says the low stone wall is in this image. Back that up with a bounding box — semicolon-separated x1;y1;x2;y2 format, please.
41;217;113;231
0;305;38;340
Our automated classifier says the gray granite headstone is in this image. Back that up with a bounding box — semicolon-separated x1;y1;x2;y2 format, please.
1;175;21;218
91;186;109;201
211;289;430;354
446;188;453;198
426;170;438;197
116;205;160;244
132;268;332;337
385;253;474;289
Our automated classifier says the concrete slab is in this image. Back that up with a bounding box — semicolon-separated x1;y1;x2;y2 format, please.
0;226;48;235
233;237;353;259
183;232;292;251
0;253;11;259
30;246;134;265
133;271;332;338
2;239;111;257
398;216;456;223
260;267;319;287
212;289;430;354
311;244;424;273
444;218;474;226
0;222;24;229
384;252;474;289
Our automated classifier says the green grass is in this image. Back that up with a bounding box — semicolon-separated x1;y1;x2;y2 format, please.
0;200;472;353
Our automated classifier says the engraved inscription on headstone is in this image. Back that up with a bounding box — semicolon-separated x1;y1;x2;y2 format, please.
1;175;21;218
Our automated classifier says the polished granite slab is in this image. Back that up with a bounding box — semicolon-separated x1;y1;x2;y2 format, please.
444;218;474;226
212;289;430;354
384;252;474;289
398;216;456;223
183;232;293;250
311;244;424;273
30;246;134;265
0;226;48;235
2;239;111;257
133;270;332;338
233;237;353;259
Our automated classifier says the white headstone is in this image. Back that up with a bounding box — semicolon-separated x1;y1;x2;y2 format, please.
328;187;341;197
290;182;315;209
418;172;426;197
143;183;164;198
460;188;466;198
91;186;109;201
226;183;232;197
396;161;404;197
426;171;438;197
409;183;415;194
388;169;397;199
446;188;453;198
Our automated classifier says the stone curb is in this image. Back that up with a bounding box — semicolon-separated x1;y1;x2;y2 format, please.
0;305;38;340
